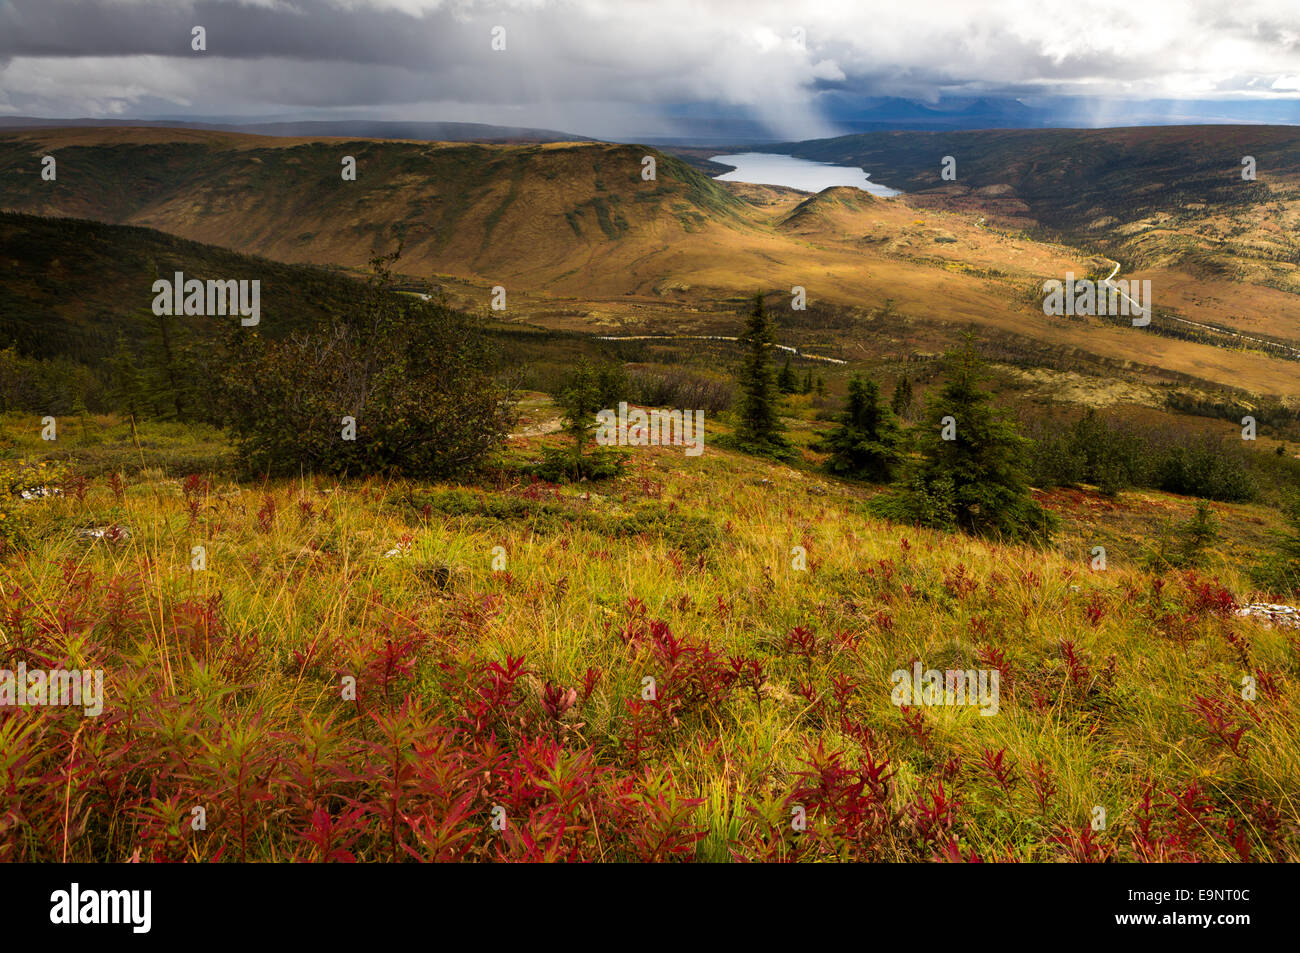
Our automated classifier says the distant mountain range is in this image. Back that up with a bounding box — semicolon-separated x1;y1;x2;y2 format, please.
0;117;593;144
630;99;1048;146
6;96;1296;152
817;95;1046;131
634;95;1300;147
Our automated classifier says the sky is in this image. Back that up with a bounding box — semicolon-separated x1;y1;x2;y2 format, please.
1;0;1299;140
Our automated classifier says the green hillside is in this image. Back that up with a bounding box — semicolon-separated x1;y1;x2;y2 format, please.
0;129;749;281
0;212;372;363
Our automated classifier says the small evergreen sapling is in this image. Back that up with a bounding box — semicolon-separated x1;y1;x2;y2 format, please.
816;375;903;482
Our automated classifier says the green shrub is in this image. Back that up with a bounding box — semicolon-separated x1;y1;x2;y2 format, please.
532;445;627;482
625;367;732;414
1252;494;1300;595
872;471;957;531
1155;442;1257;502
1026;409;1146;495
1026;411;1261;503
219;249;510;479
397;488;720;558
1143;501;1220;571
0;456;70;556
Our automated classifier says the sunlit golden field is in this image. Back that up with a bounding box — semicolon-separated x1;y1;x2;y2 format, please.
2;414;1296;862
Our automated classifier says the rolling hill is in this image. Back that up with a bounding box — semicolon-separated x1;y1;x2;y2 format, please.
764;127;1300;340
763;125;1300;236
0;211;372;363
0;127;749;286
2;125;1298;402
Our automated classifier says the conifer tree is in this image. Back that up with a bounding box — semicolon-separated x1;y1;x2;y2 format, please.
898;340;1053;542
560;358;602;468
732;293;791;458
817;375;903;482
109;332;145;420
890;375;913;419
777;356;798;394
142;311;190;419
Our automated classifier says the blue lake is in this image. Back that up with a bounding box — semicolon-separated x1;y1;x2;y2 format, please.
710;152;900;196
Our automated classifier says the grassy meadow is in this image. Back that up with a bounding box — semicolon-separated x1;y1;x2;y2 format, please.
1;409;1297;862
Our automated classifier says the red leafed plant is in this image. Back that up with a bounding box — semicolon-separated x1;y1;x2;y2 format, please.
541;681;578;722
1188;695;1251;760
978;747;1018;803
908;781;960;851
1050;825;1115;862
789;740;896;859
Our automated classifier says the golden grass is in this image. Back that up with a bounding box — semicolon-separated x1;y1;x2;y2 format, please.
1;416;1296;861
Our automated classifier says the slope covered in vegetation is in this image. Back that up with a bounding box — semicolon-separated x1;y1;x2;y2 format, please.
0;414;1296;862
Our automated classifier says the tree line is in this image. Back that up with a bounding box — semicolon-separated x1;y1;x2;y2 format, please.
721;294;1300;549
722;294;1052;542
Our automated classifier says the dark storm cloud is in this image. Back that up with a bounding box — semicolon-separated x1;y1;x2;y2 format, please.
0;1;1298;137
0;0;444;64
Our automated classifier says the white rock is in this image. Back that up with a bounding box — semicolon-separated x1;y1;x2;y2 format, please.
77;526;130;540
1234;604;1300;629
19;485;62;501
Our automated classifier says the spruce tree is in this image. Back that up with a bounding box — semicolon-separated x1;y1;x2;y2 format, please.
801;368;813;394
1177;500;1218;567
732;294;791;458
898;341;1053;542
594;361;628;407
137;308;218;423
890;375;913;419
817;375;903;482
560;359;602;468
109;332;145;420
143;311;186;419
777;356;798;394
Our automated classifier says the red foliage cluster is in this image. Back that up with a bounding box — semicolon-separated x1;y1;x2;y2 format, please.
0;574;716;863
0;540;1291;864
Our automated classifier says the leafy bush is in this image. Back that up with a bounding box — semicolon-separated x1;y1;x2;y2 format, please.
532;445;627;482
398;488;720;558
0;456;69;555
1026;411;1260;503
1155;442;1257;502
1144;501;1220;570
0;347;109;415
624;367;732;414
219;249;511;478
873;470;957;530
1026;409;1146;495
